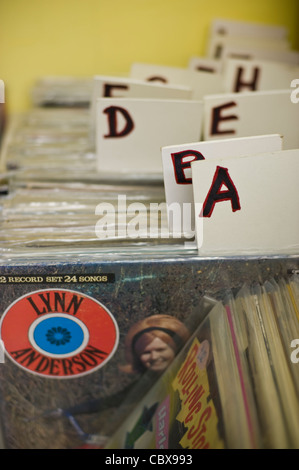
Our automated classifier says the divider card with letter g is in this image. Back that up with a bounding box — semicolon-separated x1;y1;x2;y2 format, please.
191;149;299;257
161;134;283;237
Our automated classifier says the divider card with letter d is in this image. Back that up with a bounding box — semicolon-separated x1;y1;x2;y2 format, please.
161;134;283;238
96;98;203;176
191;149;299;257
203;89;299;150
90;76;192;142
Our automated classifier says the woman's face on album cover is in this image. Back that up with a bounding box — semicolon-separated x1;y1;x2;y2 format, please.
139;336;176;372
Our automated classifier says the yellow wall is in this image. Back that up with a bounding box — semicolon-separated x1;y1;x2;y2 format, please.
1;0;299;113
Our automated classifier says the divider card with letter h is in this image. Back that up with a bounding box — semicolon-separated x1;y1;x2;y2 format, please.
161;134;283;238
203;89;299;150
96;98;203;176
222;58;299;93
191;149;299;257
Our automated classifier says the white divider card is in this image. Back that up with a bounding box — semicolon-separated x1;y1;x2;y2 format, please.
207;34;290;60
203;89;299;150
90;75;192;140
130;63;224;100
191;149;299;256
96;98;203;175
0;81;4;103
221;44;299;66
209;18;288;41
188;56;223;74
161;134;283;237
222;58;299;93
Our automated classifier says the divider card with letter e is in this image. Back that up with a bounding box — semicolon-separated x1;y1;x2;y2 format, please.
130;63;224;100
161;134;283;237
191;149;299;257
203;89;299;150
96;98;203;176
90;76;192;141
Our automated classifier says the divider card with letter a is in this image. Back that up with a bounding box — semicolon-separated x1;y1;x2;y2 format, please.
203;89;299;150
191;149;299;257
161;134;283;237
96;98;203;176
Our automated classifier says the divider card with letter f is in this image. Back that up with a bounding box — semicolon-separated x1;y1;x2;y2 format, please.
96;98;203;176
191;149;299;256
161;134;283;238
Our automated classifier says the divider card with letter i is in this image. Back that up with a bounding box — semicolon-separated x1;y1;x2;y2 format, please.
209;18;288;43
161;134;283;237
207;34;290;61
191;149;299;257
96;97;203;176
203;89;299;150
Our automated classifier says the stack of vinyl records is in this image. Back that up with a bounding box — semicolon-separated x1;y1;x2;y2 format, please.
0;104;182;259
105;274;299;450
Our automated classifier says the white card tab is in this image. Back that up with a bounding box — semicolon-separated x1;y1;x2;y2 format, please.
130;63;224;100
161;134;283;237
96;98;203;176
223;58;299;93
203;89;299;150
221;44;299;65
192;149;299;256
0;81;4;103
207;33;289;59
188;56;223;74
